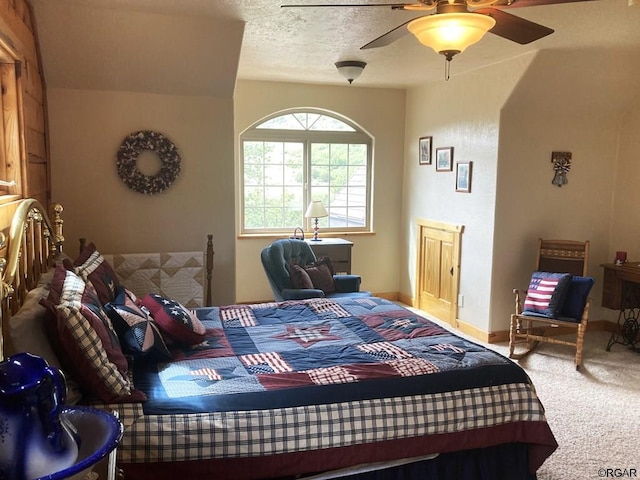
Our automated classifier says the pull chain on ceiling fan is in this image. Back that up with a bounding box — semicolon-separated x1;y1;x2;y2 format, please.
404;1;497;78
282;0;594;79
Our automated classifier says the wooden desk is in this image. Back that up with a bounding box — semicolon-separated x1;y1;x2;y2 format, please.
601;262;640;350
306;238;353;274
601;263;640;309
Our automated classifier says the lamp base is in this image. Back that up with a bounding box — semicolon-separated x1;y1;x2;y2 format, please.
312;217;322;242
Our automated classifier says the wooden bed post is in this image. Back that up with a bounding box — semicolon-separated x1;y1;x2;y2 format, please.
206;234;214;307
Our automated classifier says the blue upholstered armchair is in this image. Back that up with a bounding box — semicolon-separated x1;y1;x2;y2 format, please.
261;239;371;302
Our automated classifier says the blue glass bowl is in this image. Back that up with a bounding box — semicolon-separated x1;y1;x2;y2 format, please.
36;406;123;480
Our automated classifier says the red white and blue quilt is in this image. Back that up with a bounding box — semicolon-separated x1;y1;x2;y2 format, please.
113;297;557;479
137;297;520;414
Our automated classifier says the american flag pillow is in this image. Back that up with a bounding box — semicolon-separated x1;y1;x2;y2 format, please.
523;271;572;317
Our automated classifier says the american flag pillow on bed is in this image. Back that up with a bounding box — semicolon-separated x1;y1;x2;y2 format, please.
523;271;572;318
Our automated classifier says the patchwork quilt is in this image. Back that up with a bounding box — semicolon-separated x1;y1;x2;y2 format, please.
135;297;524;413
105;297;557;479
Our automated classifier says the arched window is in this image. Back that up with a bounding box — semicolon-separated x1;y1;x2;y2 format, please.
240;109;372;235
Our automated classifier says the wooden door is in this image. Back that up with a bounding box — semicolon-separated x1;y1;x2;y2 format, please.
417;220;463;326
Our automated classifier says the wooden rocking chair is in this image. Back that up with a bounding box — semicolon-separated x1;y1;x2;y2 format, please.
509;239;593;370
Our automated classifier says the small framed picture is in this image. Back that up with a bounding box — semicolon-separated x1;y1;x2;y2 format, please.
435;147;453;172
419;136;432;165
455;161;472;193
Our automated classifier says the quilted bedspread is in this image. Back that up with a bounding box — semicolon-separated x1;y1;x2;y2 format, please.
106;297;557;479
137;297;525;413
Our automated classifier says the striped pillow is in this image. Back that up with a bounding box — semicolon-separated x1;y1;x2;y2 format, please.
523;271;572;318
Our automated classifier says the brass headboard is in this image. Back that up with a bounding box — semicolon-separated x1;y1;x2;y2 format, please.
0;200;216;361
0;199;64;360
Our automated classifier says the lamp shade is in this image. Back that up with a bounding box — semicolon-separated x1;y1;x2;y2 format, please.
407;13;496;56
305;200;328;218
335;61;366;84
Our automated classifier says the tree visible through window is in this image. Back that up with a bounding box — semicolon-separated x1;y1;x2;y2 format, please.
241;109;372;235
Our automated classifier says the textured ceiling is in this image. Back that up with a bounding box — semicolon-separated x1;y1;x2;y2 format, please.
30;0;640;88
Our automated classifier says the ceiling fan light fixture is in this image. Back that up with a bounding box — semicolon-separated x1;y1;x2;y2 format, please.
335;60;367;84
407;13;497;59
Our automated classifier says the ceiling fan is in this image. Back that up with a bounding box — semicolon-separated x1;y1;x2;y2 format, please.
281;0;593;63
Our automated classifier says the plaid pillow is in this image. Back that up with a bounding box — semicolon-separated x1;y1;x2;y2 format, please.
68;242;120;305
105;287;171;361
523;271;572;318
41;265;145;403
139;293;206;345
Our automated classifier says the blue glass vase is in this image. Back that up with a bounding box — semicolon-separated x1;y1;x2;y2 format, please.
0;352;79;480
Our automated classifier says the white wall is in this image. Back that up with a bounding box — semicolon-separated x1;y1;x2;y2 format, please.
402;54;534;333
31;1;242;97
47;89;237;305
403;47;640;334
234;80;406;303
610;107;640;260
37;0;640;331
33;2;244;306
492;48;640;330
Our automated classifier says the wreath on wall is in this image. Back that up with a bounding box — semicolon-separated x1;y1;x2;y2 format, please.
116;130;181;195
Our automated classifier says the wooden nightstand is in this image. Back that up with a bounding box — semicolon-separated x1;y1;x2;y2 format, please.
306;238;353;274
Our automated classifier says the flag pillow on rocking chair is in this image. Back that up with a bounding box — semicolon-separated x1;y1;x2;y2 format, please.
523;271;572;318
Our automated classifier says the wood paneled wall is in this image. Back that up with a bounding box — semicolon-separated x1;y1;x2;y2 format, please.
0;0;49;211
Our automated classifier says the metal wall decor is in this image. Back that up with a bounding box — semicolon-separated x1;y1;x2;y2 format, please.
551;151;571;187
116;130;181;195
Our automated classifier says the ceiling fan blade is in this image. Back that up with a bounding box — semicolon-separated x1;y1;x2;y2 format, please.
360;17;417;49
499;0;596;9
281;3;416;7
475;8;554;44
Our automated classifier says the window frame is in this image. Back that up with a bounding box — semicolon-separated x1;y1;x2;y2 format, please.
0;37;25;203
239;109;373;236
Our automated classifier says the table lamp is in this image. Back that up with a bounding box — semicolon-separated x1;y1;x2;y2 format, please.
305;200;328;241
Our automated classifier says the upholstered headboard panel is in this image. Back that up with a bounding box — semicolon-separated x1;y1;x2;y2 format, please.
102;251;207;309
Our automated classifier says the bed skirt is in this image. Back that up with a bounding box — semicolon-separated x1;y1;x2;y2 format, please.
120;440;541;480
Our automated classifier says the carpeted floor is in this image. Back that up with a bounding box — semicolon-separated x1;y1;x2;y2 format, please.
488;331;640;480
406;306;640;479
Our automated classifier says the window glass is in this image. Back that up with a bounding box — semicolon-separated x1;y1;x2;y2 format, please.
256;112;356;132
241;110;372;234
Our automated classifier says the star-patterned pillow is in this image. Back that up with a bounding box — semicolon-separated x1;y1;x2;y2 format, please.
139;293;206;345
105;287;171;361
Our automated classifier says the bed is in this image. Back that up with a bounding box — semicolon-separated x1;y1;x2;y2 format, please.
0;199;557;480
